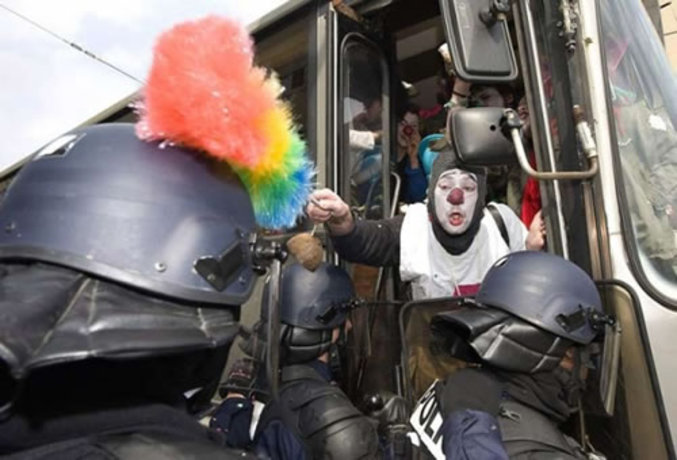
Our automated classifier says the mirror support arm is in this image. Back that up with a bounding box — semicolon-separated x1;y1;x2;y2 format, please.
506;109;599;180
480;0;512;27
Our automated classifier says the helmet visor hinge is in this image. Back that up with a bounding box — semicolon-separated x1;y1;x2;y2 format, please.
194;239;245;291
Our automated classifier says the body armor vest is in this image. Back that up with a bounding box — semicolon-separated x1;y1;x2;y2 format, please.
498;400;586;459
255;364;379;459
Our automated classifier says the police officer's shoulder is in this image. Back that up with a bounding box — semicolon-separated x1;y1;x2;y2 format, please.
4;432;255;460
96;432;256;459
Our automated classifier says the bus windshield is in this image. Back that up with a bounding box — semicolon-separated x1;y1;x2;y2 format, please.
599;0;677;302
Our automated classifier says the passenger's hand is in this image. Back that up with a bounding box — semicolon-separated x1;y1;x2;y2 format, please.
407;131;422;169
452;78;471;98
306;188;354;236
438;43;454;76
526;209;546;250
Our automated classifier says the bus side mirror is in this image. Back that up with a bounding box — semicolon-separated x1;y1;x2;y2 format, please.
439;0;518;83
449;107;516;166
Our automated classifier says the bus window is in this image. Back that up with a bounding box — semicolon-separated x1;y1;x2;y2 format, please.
341;37;389;220
600;0;677;303
255;14;312;148
338;35;391;399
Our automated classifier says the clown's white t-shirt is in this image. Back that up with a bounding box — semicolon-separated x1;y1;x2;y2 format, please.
399;202;527;300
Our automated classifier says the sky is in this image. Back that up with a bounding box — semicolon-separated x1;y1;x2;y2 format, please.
0;0;288;172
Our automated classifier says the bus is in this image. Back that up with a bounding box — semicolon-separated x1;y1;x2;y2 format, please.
2;0;675;457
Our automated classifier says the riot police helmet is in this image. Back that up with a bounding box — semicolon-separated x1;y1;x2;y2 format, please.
0;123;257;403
432;251;608;373
0;123;256;306
262;262;358;364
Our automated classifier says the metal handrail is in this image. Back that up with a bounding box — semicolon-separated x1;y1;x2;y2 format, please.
373;171;401;299
506;108;599;180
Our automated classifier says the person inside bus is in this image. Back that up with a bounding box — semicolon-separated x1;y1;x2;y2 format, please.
449;72;548;232
345;92;386;217
431;45;524;208
600;6;677;280
395;103;428;204
428;251;610;459
306;139;545;300
210;262;408;459
347;94;383;155
0;124;256;459
418;69;453;137
511;95;544;227
450;78;520;206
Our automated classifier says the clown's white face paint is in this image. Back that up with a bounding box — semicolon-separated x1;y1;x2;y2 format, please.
434;169;478;234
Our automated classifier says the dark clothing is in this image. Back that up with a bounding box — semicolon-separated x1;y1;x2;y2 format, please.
442;409;508;460
1;403;251;459
305;357;334;381
255;364;380;459
437;369;586;460
213;360;379;459
213;367;338;458
494;369;579;424
211;398;307;458
256;419;307;460
615;103;677;276
211;398;255;449
332;215;404;266
396;157;428;204
496;400;585;459
0;262;244;459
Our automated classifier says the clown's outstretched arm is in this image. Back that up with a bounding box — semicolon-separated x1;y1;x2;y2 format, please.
307;189;403;266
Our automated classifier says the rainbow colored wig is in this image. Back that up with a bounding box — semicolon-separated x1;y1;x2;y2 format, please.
136;16;313;229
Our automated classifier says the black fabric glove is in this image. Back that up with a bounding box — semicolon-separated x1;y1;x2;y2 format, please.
438;368;504;417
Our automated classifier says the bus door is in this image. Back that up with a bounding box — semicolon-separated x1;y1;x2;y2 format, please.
513;0;675;455
319;2;403;399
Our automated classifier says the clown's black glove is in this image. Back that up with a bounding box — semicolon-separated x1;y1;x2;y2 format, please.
438;368;503;417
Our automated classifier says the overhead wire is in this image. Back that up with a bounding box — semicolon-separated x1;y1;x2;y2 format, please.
0;2;144;84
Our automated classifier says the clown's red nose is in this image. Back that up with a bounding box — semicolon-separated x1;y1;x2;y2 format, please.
447;188;464;205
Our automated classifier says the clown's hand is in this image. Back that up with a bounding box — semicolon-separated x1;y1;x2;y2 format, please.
526;210;546;251
306;188;354;236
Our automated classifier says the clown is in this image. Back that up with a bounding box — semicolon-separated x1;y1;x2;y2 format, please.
307;144;544;300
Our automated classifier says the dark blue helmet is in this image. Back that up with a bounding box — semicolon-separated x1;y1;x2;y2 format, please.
279;262;357;330
432;251;606;373
476;251;603;345
260;262;357;364
0;124;256;306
